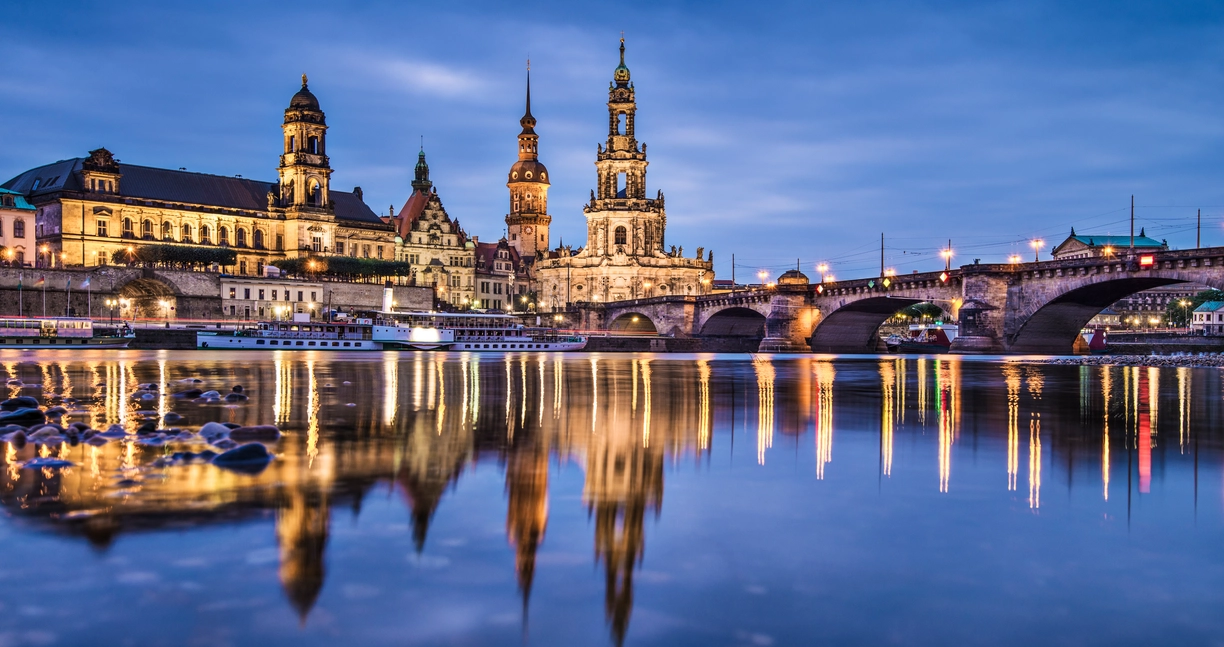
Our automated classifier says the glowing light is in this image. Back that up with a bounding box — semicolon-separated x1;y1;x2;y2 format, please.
1009;254;1022;264
1139;255;1155;267
1030;239;1045;262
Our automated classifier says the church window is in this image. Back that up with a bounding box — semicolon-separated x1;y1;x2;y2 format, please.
161;222;173;241
200;225;211;244
617;173;626;196
253;229;265;249
616;113;625;135
308;180;321;206
142;220;153;240
219;226;229;246
614;226;627;245
288;136;295;152
236;228;247;248
95;219;108;237
308;136;319;154
181;224;192;243
511;233;517;241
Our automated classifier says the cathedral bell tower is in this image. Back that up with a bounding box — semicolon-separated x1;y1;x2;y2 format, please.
278;75;333;215
505;67;551;259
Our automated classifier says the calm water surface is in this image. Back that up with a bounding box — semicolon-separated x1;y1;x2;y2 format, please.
0;350;1221;646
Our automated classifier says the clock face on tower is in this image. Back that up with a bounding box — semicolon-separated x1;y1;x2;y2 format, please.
524;226;533;234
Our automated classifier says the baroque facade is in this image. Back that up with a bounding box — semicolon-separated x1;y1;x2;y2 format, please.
0;188;35;266
2;76;393;276
534;39;714;309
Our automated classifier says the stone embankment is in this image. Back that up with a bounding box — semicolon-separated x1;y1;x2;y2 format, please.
1040;355;1224;369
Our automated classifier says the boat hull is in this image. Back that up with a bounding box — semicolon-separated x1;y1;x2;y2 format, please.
0;336;131;349
196;333;384;350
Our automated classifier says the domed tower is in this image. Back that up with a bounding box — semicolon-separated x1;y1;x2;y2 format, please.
505;68;551;259
278;74;332;213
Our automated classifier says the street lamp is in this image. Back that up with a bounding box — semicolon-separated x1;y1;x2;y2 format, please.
817;263;828;283
105;298;116;324
1102;245;1114;259
1008;254;1022;264
1181;299;1190;331
757;270;769;285
158;299;171;325
940;247;954;271
1030;239;1045;262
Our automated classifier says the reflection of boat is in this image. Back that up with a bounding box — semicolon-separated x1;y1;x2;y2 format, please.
196;312;587;352
0;317;132;348
886;323;958;354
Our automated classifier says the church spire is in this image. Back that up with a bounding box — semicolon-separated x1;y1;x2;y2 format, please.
614;35;631;87
520;66;536;135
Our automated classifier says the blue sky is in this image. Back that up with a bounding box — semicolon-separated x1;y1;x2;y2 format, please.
3;0;1224;279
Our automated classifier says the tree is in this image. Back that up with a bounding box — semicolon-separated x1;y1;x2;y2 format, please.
1165;289;1224;327
900;302;947;322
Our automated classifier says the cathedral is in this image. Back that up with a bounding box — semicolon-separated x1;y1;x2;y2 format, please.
531;39;714;308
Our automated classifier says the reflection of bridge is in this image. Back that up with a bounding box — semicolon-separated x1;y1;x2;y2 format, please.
578;247;1224;354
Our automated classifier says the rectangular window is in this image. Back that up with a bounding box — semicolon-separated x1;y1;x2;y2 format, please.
298;291;303;301
229;287;236;299
335;241;344;255
96;220;108;237
377;245;384;259
258;289;265;300
271;290;277;301
13;220;25;238
244;288;250;300
363;245;371;258
275;234;283;251
98;251;109;265
239;260;247;275
312;236;322;252
311;291;317;301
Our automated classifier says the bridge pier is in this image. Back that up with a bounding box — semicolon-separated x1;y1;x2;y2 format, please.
759;271;814;353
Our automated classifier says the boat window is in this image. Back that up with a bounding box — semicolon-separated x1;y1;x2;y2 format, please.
256;340;265;345
308;341;316;346
355;343;362;347
290;326;299;331
343;342;350;347
326;327;335;333
271;341;278;345
296;341;304;346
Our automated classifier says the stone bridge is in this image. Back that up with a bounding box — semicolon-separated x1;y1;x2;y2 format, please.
571;246;1224;354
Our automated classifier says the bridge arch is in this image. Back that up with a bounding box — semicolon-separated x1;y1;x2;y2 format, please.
810;297;955;353
608;312;658;334
117;277;177;320
699;307;767;337
1008;274;1214;353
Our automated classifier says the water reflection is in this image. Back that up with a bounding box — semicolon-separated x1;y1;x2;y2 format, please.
0;352;1222;644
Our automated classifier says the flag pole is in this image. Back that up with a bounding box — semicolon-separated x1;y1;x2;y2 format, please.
42;275;46;317
65;278;71;317
17;273;22;318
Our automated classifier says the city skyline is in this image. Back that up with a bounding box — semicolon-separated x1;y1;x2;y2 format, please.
4;1;1224;279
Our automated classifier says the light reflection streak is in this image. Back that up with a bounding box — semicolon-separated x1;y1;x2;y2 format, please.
1005;364;1020;491
698;360;711;451
383;356;398;429
1029;412;1041;509
1178;366;1191;452
591;358;599;431
306;360;318;467
878;360;895;477
1102;365;1111;502
640;360;652;448
553;357;562;419
435;358;446;433
753;357;775;465
936;360;957;493
157;359;167;422
814;361;834;478
917;358;927;426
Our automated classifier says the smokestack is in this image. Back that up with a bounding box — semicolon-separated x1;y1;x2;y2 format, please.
383;280;394;312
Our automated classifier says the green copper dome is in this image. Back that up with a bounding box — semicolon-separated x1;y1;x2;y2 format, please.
613;38;630;85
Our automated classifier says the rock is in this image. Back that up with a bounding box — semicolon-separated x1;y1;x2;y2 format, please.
198;422;231;441
2;430;26;447
0;396;39;412
212;443;273;474
228;425;281;442
164;412;185;424
28;427;62;439
231;385;244;394
68;422;90;432
21;458;74;469
221;423;241;429
135;421;158;434
342;381;352;385
223;393;248;403
97;426;128;439
0;408;45;427
172;389;203;400
0;425;25;435
137;437;167;446
200;390;221;399
203;397;222;405
345;402;357;407
84;435;109;446
44;406;67;418
211;438;238;450
140;393;155;401
196;450;218;462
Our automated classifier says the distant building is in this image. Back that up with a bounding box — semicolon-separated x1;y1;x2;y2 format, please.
1110;284;1207;322
1;76;392;274
1191;301;1224;335
474;238;531;311
534;39;713;308
0;187;35;266
1050;227;1167;260
1087;307;1120;329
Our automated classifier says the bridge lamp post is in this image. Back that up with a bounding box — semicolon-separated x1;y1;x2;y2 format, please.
1030;239;1045;262
757;270;769;287
1103;245;1114;259
105;299;116;325
1181;299;1190;331
817;263;828;283
940;248;953;271
1008;254;1022;264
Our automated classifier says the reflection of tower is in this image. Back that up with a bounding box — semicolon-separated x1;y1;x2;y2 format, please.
505;432;550;613
276;489;331;622
583;421;664;645
396;399;473;551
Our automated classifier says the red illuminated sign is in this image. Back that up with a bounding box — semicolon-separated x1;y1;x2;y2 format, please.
1139;255;1155;267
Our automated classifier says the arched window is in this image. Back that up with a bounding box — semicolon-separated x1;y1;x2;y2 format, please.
253;229;264;249
123;218;133;238
218;226;229;246
181;224;193;243
200;225;211;244
13;219;25;238
614;226;627;245
288;135;296;152
236;228;247;248
142;219;153;239
308;180;321;207
161;222;173;241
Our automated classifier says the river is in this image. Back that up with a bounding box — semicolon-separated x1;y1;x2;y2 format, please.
0;350;1220;646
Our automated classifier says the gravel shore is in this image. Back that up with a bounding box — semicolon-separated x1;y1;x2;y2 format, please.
1038;355;1224;368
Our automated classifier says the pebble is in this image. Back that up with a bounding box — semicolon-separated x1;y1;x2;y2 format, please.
212;443;273;474
198;422;231;441
172;389;203;399
345;403;357;407
228;425;281;443
0;408;45;427
0;396;40;412
164;412;185;424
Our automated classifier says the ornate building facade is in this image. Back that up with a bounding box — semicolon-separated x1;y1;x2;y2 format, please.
390;150;478;308
2;76;393;275
535;40;714;308
505;72;551;261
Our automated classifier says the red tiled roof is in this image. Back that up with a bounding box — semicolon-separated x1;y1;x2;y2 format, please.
393;189;431;239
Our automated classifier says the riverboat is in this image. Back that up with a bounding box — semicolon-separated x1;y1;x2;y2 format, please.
195;312;587;352
0;317;133;349
885;323;958;354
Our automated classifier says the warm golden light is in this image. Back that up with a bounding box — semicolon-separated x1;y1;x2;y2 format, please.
1009;254;1022;264
1030;238;1045;262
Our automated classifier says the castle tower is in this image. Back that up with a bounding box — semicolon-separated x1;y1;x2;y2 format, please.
505;68;551;259
278;75;332;213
